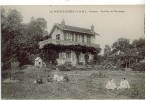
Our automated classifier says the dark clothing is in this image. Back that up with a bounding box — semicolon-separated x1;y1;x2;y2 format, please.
36;78;43;84
64;75;69;82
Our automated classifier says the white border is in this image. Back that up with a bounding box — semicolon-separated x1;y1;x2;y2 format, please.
0;0;145;5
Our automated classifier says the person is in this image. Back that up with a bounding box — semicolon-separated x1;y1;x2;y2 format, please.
63;74;69;82
105;79;117;90
53;73;59;81
47;75;53;83
34;76;43;84
117;77;130;89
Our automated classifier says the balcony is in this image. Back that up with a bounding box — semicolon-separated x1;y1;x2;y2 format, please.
39;39;100;49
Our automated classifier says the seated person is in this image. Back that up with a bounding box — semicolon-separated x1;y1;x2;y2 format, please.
53;73;64;82
117;77;130;89
34;76;43;84
57;75;64;81
63;74;69;82
53;73;59;81
47;75;53;83
105;79;117;90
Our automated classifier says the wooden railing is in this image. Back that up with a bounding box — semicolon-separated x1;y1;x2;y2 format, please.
39;39;100;49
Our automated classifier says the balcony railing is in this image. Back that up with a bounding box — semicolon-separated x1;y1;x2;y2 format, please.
39;39;100;49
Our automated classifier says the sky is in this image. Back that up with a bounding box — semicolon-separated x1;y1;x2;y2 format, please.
3;5;145;54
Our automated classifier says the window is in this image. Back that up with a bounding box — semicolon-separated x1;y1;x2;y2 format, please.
56;34;60;40
75;34;78;42
66;52;71;59
65;33;72;41
82;35;84;43
78;34;81;42
87;35;91;43
72;33;74;41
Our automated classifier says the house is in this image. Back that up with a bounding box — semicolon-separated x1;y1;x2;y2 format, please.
39;20;100;66
35;57;43;67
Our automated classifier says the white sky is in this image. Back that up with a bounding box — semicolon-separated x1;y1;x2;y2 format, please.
3;5;145;54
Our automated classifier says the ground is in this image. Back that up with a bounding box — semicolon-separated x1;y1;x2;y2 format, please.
2;65;145;99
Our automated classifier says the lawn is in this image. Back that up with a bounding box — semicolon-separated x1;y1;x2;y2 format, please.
2;66;145;99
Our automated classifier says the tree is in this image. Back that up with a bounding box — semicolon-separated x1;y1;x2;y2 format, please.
1;8;23;70
132;38;145;57
104;45;111;58
112;38;131;52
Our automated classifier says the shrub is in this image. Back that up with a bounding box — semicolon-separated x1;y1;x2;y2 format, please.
57;61;75;71
132;62;145;71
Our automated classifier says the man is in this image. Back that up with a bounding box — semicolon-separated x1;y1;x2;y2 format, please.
105;79;117;90
118;77;130;89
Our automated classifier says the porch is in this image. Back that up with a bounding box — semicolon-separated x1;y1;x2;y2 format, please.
56;51;94;66
39;39;100;49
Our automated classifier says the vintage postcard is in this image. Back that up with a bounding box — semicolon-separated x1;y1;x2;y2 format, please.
1;5;145;99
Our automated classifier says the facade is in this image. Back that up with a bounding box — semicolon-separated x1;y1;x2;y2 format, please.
39;20;100;66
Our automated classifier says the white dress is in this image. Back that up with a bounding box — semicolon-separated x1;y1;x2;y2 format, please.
53;74;64;81
105;80;117;90
118;80;130;89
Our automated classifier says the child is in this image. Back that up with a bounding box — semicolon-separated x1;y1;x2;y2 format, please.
118;77;130;89
63;74;69;82
34;76;43;84
47;75;53;83
105;79;117;90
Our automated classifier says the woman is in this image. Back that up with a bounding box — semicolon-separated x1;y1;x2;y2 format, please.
118;77;130;89
105;79;117;90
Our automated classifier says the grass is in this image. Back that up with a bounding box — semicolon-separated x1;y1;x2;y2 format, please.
2;65;145;99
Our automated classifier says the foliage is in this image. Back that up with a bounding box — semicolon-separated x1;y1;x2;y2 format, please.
1;8;48;70
132;62;145;71
42;43;101;65
43;43;101;54
112;38;131;52
94;54;102;64
132;38;145;57
84;53;89;64
57;61;75;71
104;45;111;58
40;49;58;65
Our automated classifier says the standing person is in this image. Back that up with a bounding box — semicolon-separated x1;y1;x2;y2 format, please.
118;77;130;89
105;79;117;90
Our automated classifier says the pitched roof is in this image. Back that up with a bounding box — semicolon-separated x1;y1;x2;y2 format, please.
35;57;41;61
50;23;99;35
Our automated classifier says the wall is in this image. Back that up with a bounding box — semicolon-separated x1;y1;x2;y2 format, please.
51;27;64;40
35;58;43;67
57;51;77;66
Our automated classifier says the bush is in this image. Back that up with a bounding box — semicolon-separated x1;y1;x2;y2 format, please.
57;62;75;71
2;61;11;70
132;62;145;71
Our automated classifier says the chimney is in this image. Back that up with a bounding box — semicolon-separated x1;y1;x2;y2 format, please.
61;19;65;26
91;24;94;32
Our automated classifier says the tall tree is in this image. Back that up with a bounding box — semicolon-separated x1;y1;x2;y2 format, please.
1;8;24;70
1;8;23;60
112;38;131;52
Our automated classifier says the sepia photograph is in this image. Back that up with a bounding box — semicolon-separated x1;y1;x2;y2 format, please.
1;5;145;99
